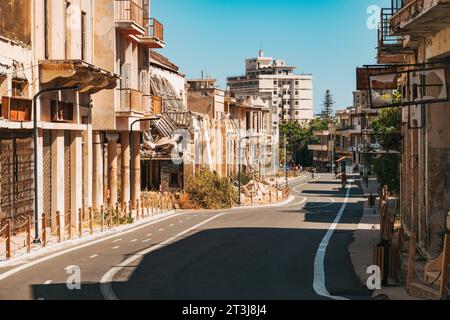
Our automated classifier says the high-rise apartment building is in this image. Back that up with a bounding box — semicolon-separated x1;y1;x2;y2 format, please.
227;51;314;135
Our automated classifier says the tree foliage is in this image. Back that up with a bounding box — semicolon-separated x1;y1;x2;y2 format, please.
280;118;331;167
321;90;335;119
368;107;402;194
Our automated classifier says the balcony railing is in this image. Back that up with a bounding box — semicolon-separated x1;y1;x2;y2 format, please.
118;89;144;114
138;18;165;48
114;0;144;32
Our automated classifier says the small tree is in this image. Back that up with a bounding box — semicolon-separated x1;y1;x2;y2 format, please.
321;90;335;119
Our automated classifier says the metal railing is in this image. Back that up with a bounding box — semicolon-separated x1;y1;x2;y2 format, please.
378;0;405;48
145;18;164;42
114;0;144;28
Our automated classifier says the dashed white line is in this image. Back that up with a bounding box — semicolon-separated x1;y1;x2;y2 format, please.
313;184;352;301
112;246;120;250
130;239;138;242
146;233;152;236
169;224;174;227
112;239;122;243
158;228;164;231
89;254;99;259
142;239;151;243
101;212;227;300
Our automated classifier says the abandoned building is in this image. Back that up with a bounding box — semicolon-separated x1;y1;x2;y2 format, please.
373;0;450;298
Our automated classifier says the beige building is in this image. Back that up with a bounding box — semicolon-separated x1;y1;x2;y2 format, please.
0;0;117;233
91;0;165;208
375;0;450;298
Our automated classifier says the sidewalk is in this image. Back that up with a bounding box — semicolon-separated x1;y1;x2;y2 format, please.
348;176;420;300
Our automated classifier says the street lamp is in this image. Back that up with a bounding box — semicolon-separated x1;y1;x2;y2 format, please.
33;85;80;243
129;116;161;203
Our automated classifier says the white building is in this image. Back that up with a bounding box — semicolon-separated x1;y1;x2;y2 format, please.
227;51;314;135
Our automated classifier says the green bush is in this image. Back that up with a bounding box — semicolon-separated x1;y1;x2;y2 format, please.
185;169;237;209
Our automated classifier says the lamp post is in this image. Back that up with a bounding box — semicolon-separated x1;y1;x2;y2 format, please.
284;135;288;189
129;116;160;203
32;85;80;243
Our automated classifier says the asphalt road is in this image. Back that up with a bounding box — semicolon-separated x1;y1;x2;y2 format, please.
0;173;370;300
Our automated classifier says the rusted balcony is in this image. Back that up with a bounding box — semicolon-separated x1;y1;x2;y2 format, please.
390;0;450;36
377;3;413;64
139;18;165;48
114;0;145;36
117;88;144;115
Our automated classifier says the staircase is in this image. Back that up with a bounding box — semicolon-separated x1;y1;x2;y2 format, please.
153;114;177;138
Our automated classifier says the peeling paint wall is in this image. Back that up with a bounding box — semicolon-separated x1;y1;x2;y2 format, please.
0;0;31;45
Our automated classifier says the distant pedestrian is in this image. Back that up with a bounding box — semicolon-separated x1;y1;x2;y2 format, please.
368;193;376;208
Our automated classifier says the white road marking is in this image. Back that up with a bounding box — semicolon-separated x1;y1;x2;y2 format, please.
158;228;164;232
283;196;307;207
146;233;152;236
142;239;151;243
89;254;98;259
313;184;352;301
101;213;227;300
112;239;122;243
178;220;183;223
306;197;336;208
130;239;138;242
44;280;52;285
169;224;174;227
0;212;187;282
112;246;120;250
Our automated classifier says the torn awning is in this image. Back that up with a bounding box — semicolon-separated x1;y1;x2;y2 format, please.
39;60;118;94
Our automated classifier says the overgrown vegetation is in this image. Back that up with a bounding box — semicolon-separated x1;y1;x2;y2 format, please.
367;107;402;194
183;169;237;209
280;117;334;167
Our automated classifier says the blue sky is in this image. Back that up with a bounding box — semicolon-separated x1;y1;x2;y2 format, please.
152;0;390;114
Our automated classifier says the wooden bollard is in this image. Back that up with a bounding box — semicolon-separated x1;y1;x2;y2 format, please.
67;210;72;240
5;219;11;260
269;190;272;204
136;199;141;220
26;218;31;253
42;213;47;247
56;211;61;243
101;206;105;232
128;200;132;223
78;208;82;238
108;205;112;228
251;192;254;206
89;207;93;235
115;203;120;227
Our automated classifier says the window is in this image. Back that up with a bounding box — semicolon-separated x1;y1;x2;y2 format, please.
170;172;181;188
295;101;299;105
273;81;277;85
295;91;299;95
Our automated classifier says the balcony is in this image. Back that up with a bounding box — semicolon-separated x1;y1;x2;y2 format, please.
377;2;414;64
390;0;450;37
135;18;165;49
117;89;144;115
114;0;145;36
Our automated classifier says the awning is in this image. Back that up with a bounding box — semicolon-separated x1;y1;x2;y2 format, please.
39;60;119;94
336;156;352;163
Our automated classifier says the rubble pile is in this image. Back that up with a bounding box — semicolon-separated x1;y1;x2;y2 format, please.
239;180;285;206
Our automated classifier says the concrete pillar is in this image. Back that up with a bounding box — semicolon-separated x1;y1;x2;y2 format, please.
71;131;83;226
36;129;44;233
131;131;141;205
92;132;104;209
83;124;93;209
51;130;65;229
106;132;119;206
121;131;131;205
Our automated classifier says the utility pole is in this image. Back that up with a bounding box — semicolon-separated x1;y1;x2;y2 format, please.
284;134;288;189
